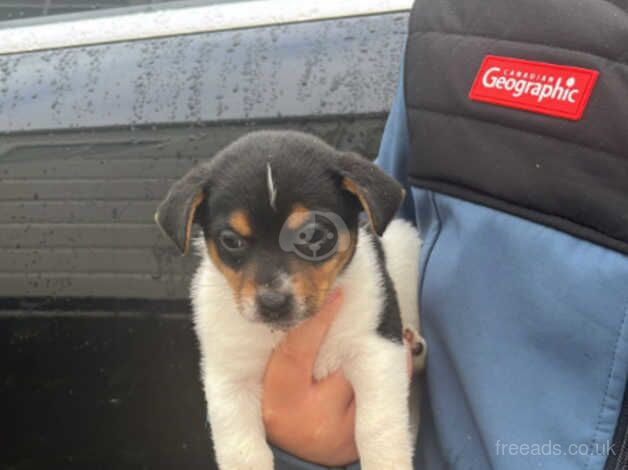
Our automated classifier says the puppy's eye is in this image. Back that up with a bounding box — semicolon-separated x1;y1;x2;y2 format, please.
218;230;247;254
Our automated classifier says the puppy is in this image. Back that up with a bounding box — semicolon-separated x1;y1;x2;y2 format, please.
155;130;426;470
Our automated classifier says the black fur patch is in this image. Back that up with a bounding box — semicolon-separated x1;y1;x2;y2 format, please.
364;224;403;343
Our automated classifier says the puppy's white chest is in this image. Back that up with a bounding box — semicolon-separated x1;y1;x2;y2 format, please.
312;231;386;380
312;300;379;381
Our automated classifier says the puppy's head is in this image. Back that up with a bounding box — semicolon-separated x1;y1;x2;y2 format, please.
155;131;404;329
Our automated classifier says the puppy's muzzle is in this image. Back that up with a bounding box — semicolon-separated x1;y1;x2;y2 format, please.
256;288;293;321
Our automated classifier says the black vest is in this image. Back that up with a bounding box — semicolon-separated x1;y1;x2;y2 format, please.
404;0;628;255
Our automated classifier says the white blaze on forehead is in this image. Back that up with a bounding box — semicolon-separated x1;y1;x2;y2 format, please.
266;162;278;211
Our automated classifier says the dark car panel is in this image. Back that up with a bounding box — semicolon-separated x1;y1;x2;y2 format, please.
0;117;389;300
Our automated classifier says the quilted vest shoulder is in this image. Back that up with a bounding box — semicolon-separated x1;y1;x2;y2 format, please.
404;0;628;254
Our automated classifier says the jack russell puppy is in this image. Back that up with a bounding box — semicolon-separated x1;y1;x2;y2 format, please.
155;130;426;470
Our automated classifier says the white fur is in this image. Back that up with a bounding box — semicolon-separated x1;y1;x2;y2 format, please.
266;162;278;212
382;219;425;439
191;219;424;470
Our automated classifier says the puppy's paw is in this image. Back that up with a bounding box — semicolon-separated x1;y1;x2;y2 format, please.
361;456;413;470
403;327;427;372
217;446;273;470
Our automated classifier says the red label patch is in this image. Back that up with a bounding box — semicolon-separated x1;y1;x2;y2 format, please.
469;55;599;121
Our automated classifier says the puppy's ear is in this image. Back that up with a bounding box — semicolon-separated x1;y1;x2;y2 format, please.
155;165;212;255
337;152;405;236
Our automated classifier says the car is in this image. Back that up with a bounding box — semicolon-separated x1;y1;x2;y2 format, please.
0;1;411;468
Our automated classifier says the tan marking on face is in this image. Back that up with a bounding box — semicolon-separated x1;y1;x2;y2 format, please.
184;191;205;254
229;210;252;237
207;240;241;292
240;278;257;304
207;240;256;306
286;204;311;230
290;229;356;313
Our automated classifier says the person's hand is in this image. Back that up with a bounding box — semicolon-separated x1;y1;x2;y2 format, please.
262;289;358;466
262;289;415;466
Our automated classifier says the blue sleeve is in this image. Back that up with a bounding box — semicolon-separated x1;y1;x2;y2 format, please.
273;447;360;470
374;63;416;225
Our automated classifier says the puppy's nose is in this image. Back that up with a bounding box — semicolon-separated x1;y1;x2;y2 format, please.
257;291;290;312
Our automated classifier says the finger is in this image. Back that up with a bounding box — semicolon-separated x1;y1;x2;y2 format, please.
275;289;343;376
313;369;355;411
334;400;358;464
